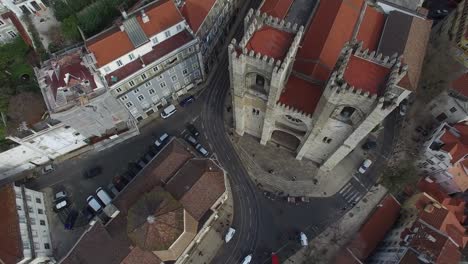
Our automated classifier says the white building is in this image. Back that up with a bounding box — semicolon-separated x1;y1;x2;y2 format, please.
0;3;19;44
0;183;54;264
0;0;46;17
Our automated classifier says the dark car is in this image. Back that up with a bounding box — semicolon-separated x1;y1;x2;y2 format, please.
187;124;200;137
185;134;198;147
179;95;195;107
113;175;129;191
83;166;102;179
65;210;78;230
82;207;95;223
361;140;377;150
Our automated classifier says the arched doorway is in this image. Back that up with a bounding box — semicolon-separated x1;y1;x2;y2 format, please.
245;72;269;94
271;130;300;150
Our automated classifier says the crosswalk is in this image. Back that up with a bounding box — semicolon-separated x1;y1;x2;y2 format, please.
337;177;368;205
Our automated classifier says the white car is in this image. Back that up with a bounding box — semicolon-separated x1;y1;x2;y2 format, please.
241;254;252;264
358;159;373;174
54;199;68;211
160;104;176;119
225;227;236;243
55;191;67;201
300;232;308;247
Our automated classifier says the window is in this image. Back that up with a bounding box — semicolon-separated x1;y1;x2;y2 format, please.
36;198;41;203
176;24;182;31
17;205;21;211
427;159;435;165
436;113;447;122
15;192;21;199
145;81;152;87
141;73;147;80
38;208;43;214
133;88;140;94
116;88;122;93
162;88;170;96
28;206;33;213
171;75;178;82
183;69;188;75
40;220;46;226
153;66;159;72
137;95;145;101
450;107;457;113
160;82;166;88
30;218;36;225
7;31;17;38
104;66;111;73
120;95;128;101
0;20;4;26
149;89;155;95
129;53;135;60
158;75;164;80
169;67;175;74
44;243;50;249
152;37;159;44
19;216;26;223
116;60;123;67
129;80;135;87
188;47;194;53
26;195;31;201
125;102;134;108
193;63;199;69
164;31;171;38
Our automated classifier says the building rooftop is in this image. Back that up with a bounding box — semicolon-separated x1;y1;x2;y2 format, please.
439;122;468;164
452;73;468;98
259;0;294;19
278;75;323;115
86;0;183;67
356;6;385;51
0;184;22;264
180;0;216;33
121;246;161;264
246;26;294;61
343;55;391;94
165;159;226;221
105;30;194;87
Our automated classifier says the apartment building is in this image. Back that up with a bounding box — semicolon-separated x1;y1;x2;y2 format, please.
416;121;468;193
179;0;241;71
429;73;468;124
0;184;54;264
0;0;46;17
368;192;467;264
84;0;204;122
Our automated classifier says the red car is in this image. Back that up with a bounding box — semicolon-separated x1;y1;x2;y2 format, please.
272;253;279;264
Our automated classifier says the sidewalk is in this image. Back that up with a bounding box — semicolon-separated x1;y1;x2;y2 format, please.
284;185;388;264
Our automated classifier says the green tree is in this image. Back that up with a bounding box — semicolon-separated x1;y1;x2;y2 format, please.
61;16;81;41
51;0;74;21
380;162;419;194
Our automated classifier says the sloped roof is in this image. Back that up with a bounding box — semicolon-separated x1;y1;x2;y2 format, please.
343;55;391;94
121;247;161;264
346;195;401;260
246;26;294;61
180;0;216;33
278;75;323;114
165;159;226;221
417;178;449;203
451;73;468;97
356;5;385;51
0;184;23;264
440;123;468;164
86;0;183;67
259;0;294;19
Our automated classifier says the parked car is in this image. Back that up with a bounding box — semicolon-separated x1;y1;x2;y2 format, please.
225;227;236;243
137;159;147;168
399;99;408;116
54;191;67;201
83;166;102;179
96;187;112;206
160;104;177;119
113;175;129;191
185;134;198;146
154;133;170;149
361;140;377;150
86;196;102;213
358;159;373;174
107;183;119;197
54;198;69;212
179;95;195;107
195;144;209;157
186;123;200;137
241;255;252;264
65;210;78;230
299;232;308;247
82;207;95;222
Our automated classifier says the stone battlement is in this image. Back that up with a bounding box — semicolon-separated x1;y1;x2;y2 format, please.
276;102;314;119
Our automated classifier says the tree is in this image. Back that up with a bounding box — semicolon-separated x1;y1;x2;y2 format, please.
380;162;418;194
61;16;81;41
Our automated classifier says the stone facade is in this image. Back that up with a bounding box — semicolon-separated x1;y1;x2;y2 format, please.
229;9;410;170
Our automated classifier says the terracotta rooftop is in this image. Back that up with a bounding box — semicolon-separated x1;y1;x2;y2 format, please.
293;0;364;81
343;55;391;94
165;159;226;221
346;195;401;261
0;184;23;264
417;178;450;203
86;0;182;67
356;6;385;51
259;0;294;19
246;26;294;61
106;30;194;86
278;75;323;114
452;73;468;97
440;123;468;164
180;0;216;33
121;247;161;264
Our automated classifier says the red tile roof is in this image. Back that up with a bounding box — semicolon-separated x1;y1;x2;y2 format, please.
346;195;401;260
259;0;294;19
332;248;362;264
452;73;468;97
440;123;468;164
106;30;194;86
180;0;216;33
246;26;294;61
417;178;449;203
343;55;391;94
293;0;364;79
278;75;323;114
87;0;182;67
0;185;23;264
356;6;385;51
121;247;161;264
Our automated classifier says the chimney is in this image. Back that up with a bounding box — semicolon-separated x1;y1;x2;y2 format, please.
141;10;149;23
119;24;125;32
121;10;128;19
424;204;434;213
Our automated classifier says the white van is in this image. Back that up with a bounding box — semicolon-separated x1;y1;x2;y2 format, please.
300;232;308;247
86;196;102;213
96;187;112;205
161;104;176;119
241;254;252;264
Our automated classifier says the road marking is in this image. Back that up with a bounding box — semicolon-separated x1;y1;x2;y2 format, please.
353;176;368;190
339;183;352;194
347;193;360;202
179;129;187;136
353;195;362;203
191;115;200;123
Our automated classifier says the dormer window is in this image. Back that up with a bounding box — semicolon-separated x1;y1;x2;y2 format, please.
116;60;123;67
176;24;182;31
129;53;135;60
165;31;171;38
